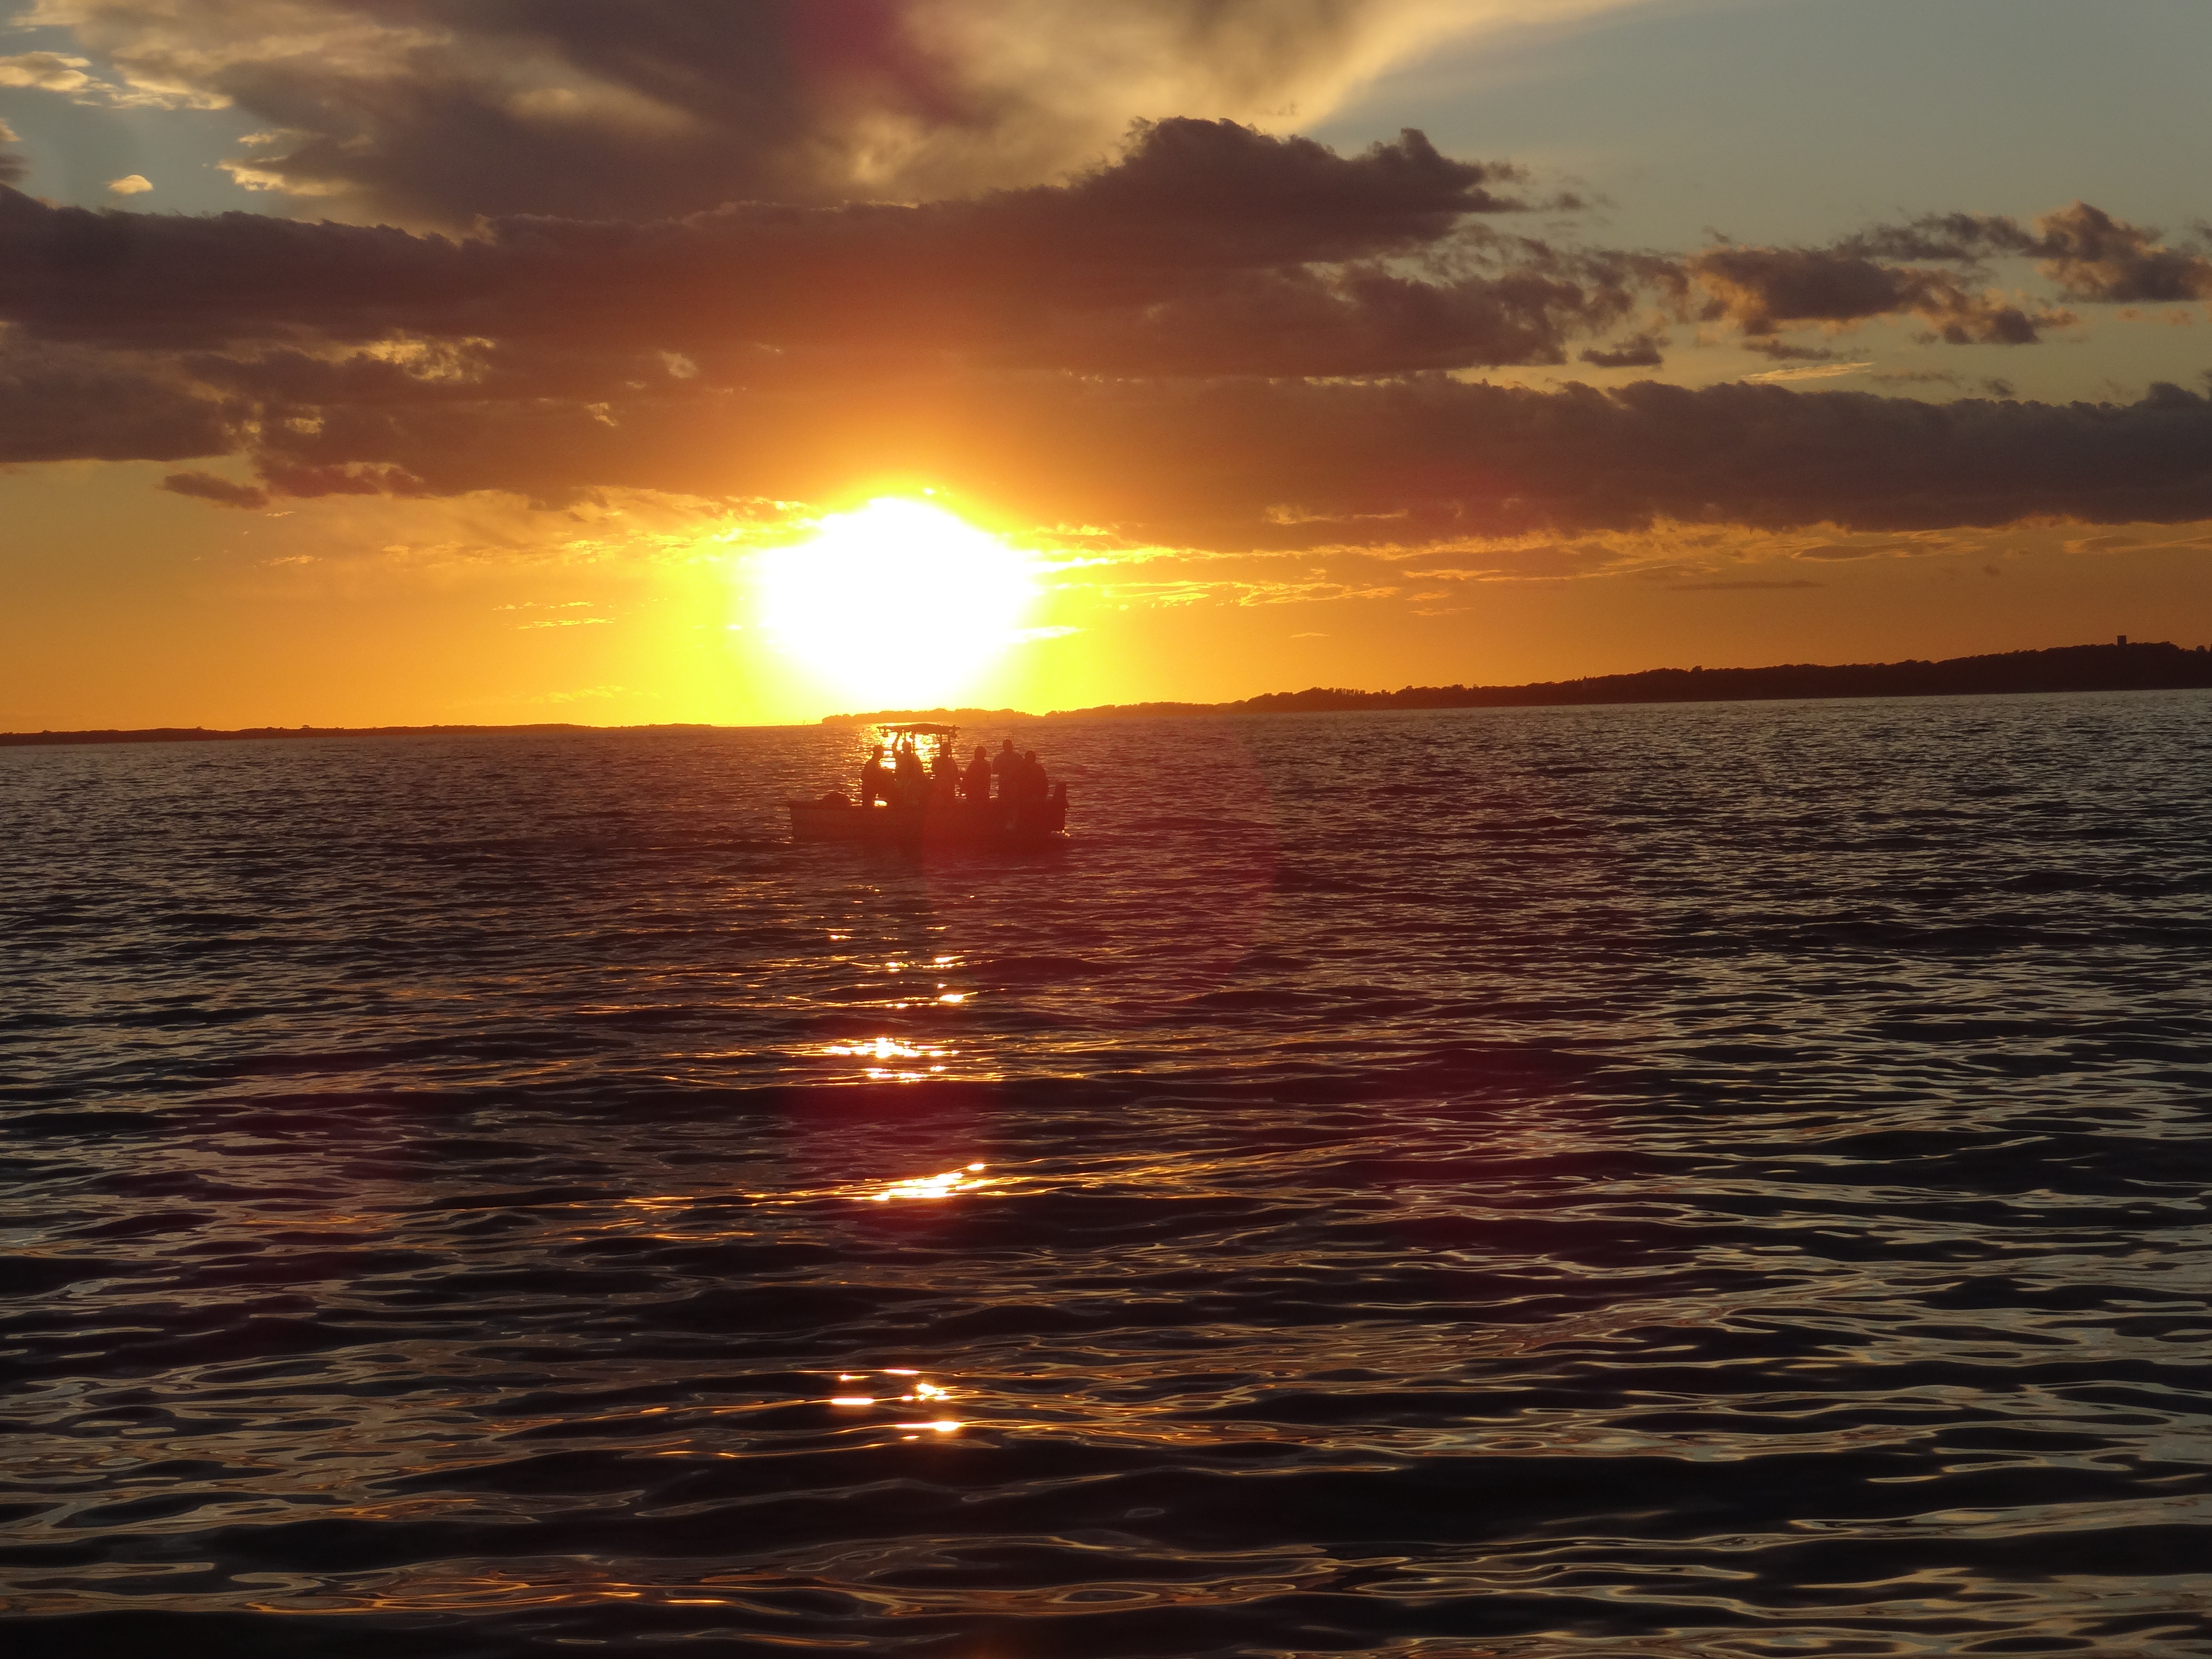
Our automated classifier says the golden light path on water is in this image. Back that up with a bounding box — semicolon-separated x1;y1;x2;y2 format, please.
752;497;1040;710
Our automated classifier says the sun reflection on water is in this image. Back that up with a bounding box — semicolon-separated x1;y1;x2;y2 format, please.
824;1369;964;1435
820;1036;954;1080
871;1161;993;1202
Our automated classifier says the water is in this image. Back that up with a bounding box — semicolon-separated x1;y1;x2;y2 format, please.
4;693;2210;1657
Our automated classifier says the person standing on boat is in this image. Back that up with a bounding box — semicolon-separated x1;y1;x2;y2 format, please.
995;738;1019;799
962;744;992;803
858;743;890;807
930;744;960;806
892;736;928;806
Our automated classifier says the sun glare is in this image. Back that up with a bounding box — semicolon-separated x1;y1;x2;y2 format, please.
756;498;1038;709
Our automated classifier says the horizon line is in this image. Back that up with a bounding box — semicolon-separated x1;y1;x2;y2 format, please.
5;638;2205;749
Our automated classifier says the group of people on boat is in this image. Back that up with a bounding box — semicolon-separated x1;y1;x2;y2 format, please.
858;734;1054;811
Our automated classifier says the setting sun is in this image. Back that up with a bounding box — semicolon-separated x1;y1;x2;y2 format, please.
754;498;1038;710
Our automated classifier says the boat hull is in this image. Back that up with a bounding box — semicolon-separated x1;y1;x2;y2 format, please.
787;799;1068;849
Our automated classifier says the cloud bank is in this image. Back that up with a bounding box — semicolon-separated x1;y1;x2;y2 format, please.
3;12;2210;561
23;0;1625;223
0;119;1589;374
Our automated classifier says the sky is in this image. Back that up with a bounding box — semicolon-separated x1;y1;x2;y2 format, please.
3;0;2209;729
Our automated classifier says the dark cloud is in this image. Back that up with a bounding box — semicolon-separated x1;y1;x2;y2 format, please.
1690;245;2069;344
1579;333;1664;368
958;376;2212;546
1063;119;1537;256
1742;339;1834;361
160;469;268;508
45;0;1435;224
0;122;2181;400
3;89;2207;549
0;122;1589;375
1836;211;2008;265
1839;201;2212;304
2030;202;2212;303
1688;197;2212;345
0;342;226;463
130;361;2212;546
1035;263;1631;377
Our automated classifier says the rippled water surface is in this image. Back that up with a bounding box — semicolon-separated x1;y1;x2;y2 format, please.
5;694;2211;1657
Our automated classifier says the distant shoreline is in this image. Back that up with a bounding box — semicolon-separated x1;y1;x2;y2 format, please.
833;640;2212;726
5;641;2207;749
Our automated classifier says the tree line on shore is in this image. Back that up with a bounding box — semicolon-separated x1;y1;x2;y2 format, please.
833;640;2212;726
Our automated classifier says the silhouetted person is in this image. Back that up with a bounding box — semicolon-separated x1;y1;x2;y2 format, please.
1021;750;1047;801
892;737;928;806
962;744;992;803
930;745;960;806
996;739;1019;800
858;743;889;807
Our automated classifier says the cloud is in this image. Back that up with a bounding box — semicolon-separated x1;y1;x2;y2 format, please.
2030;202;2212;303
1681;198;2212;349
5;94;2211;553
1408;540;1623;581
905;375;2212;548
1579;332;1664;368
161;469;268;508
1742;338;1834;361
1669;579;1822;590
105;173;153;196
0;126;2185;397
1742;360;1871;384
25;0;1624;224
1692;245;2068;344
1839;200;2212;305
19;319;2212;546
0;122;1634;377
0;51;95;92
0;341;225;462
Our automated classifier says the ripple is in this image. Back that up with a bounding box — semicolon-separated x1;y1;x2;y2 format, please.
3;694;2210;1654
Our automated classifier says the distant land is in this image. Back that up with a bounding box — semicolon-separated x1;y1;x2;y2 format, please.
830;640;2212;725
5;642;2207;749
0;722;718;749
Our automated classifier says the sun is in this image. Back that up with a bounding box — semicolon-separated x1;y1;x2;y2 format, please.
755;498;1039;709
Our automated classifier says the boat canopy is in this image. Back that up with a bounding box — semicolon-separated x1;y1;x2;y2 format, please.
880;722;959;736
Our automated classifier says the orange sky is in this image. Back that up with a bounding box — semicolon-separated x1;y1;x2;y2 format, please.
3;2;2210;728
5;458;2203;731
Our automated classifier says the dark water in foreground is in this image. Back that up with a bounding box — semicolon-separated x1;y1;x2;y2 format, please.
4;693;2210;1658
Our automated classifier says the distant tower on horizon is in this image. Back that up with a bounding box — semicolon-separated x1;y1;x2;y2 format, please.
2118;634;2128;646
